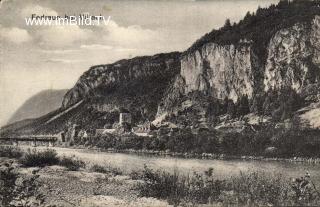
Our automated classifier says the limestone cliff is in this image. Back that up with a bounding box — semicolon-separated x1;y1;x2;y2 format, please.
180;43;257;102
264;16;320;92
178;16;320;101
155;14;320;124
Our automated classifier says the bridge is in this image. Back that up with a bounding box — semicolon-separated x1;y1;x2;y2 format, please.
0;135;58;147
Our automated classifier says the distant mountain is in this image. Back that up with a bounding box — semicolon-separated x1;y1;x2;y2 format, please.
8;89;68;124
1;0;320;137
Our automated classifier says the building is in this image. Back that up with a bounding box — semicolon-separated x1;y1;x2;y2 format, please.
95;128;116;136
119;113;132;125
132;121;155;137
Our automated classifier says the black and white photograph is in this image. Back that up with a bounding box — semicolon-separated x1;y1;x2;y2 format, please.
1;0;320;206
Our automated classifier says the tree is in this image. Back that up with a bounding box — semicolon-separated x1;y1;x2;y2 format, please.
227;100;236;118
237;95;250;118
223;19;232;30
222;97;229;114
278;0;290;8
244;11;252;21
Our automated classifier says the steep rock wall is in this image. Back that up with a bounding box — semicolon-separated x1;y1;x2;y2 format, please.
264;16;320;92
180;43;257;102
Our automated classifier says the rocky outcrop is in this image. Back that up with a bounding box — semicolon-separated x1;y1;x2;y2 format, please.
264;16;320;92
178;16;320;106
62;52;181;108
152;15;320;123
156;74;186;117
180;42;257;103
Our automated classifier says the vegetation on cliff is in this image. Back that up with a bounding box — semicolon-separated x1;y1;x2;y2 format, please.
187;0;320;66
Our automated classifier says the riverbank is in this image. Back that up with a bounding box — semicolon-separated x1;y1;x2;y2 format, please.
104;148;320;163
50;144;320;164
0;157;169;207
1;146;320;207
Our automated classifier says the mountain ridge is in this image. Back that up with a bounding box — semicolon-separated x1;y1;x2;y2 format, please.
1;0;320;137
7;89;68;125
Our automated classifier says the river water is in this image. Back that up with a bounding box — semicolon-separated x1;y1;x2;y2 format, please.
27;146;320;186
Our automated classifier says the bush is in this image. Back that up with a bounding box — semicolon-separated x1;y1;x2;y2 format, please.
90;164;122;175
90;164;107;173
224;171;320;206
105;166;122;175
226;171;292;206
273;128;320;157
0;146;23;158
20;149;59;167
135;166;320;206
59;156;86;171
0;161;45;206
135;165;225;206
129;170;143;180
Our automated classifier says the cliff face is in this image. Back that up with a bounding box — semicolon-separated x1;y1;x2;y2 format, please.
264;16;320;92
180;43;257;102
62;52;181;108
178;16;320;102
155;15;320;123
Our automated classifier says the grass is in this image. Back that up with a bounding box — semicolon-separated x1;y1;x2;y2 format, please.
20;148;59;167
90;164;123;175
226;171;292;206
90;164;108;173
0;145;23;158
133;165;225;206
2;146;320;206
59;156;86;171
2;147;86;171
132;165;320;207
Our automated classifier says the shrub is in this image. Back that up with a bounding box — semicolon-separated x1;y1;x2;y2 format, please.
137;165;187;206
0;146;23;158
129;170;143;180
90;164;122;175
136;165;225;206
0;161;45;206
105;166;122;175
226;171;292;206
20;149;59;167
135;166;320;206
90;164;107;173
224;171;320;206
273;128;320;157
0;161;18;206
59;156;86;171
290;173;320;206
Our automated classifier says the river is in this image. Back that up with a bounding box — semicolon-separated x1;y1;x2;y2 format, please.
23;146;320;186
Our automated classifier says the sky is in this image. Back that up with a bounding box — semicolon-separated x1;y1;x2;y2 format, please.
0;0;279;126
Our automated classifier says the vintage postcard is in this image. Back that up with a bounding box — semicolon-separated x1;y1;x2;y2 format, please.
0;0;320;206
